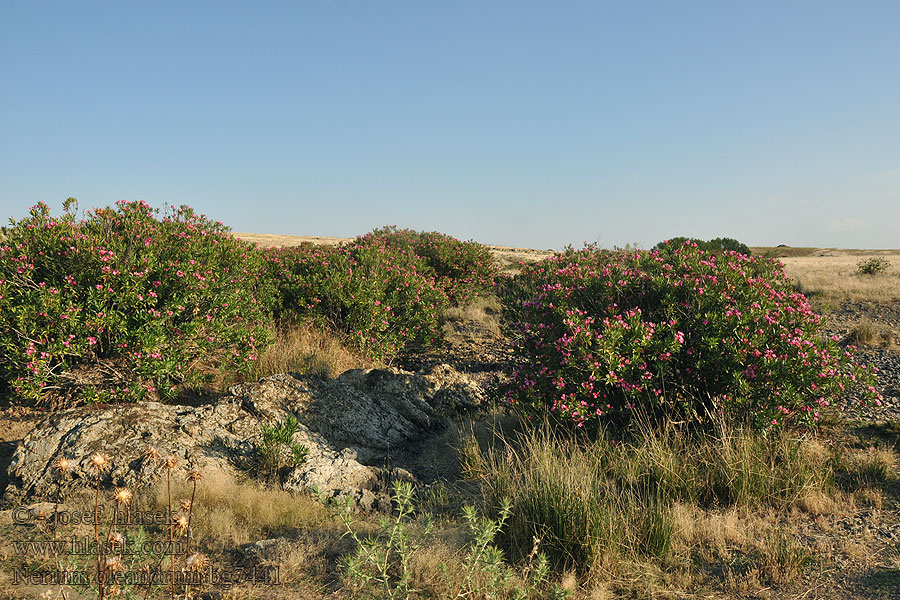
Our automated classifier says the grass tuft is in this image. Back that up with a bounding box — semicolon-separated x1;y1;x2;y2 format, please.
462;417;836;576
147;469;331;546
443;296;503;336
251;323;376;380
845;319;896;348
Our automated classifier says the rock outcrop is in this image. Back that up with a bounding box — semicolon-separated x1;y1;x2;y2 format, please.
3;365;484;510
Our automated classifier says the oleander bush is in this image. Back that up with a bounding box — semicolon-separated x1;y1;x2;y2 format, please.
498;241;881;431
354;225;499;306
266;238;447;361
0;199;274;404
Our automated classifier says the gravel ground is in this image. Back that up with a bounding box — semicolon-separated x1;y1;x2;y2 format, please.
820;301;900;424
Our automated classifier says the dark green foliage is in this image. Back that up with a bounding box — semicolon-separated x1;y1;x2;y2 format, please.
654;236;751;256
708;237;752;255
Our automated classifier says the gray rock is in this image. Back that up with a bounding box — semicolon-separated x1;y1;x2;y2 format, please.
282;445;379;499
3;365;482;509
238;537;293;560
422;363;487;417
297;369;441;451
4;400;255;503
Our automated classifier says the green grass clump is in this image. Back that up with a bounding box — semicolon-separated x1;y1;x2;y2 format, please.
256;415;309;481
463;418;833;574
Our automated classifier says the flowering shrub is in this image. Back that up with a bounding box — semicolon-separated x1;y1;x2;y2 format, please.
499;241;881;430
266;239;447;361
0;200;274;404
353;226;499;306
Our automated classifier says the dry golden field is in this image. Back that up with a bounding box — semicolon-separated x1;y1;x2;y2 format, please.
777;251;900;305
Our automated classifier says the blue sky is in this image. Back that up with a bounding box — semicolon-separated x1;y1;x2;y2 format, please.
2;1;899;249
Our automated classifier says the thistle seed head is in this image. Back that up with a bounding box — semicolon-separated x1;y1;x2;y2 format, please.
185;552;209;572
174;514;190;534
104;555;123;572
114;487;133;505
53;456;73;476
89;453;111;473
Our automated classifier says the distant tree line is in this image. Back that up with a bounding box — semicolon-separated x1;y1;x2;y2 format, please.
653;236;751;255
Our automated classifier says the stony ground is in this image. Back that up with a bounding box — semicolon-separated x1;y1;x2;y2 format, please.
822;301;900;423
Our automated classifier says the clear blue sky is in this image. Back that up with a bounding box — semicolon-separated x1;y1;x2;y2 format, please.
2;1;899;249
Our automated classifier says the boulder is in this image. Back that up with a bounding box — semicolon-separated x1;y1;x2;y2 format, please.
422;363;487;417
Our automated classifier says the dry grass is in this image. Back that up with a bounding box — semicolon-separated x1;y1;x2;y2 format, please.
170;323;376;404
751;246;821;258
796;489;840;515
251;323;376;380
485;245;556;274
452;416;893;596
845;319;897;348
232;232;350;248
779;251;900;304
443;296;503;336
146;469;334;547
835;446;897;490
